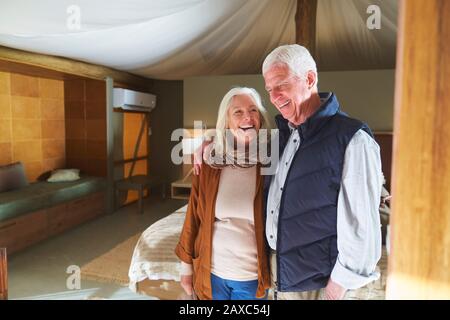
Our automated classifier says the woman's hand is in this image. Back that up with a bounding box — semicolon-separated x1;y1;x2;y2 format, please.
180;274;193;295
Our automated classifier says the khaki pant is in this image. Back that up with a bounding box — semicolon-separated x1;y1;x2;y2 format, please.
269;251;387;300
269;253;362;300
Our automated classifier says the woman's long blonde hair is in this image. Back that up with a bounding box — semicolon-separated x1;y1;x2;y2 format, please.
213;86;272;156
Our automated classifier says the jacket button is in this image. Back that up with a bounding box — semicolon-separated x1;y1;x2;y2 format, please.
270;235;273;239
271;210;274;214
294;139;297;143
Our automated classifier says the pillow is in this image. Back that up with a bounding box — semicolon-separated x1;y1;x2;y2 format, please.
0;162;29;192
47;169;81;182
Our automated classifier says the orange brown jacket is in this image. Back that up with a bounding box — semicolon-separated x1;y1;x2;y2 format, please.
174;164;270;300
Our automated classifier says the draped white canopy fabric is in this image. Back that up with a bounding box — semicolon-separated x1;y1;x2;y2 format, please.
317;0;397;71
0;0;397;80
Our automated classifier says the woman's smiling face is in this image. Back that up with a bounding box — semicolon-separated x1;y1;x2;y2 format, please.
227;94;261;145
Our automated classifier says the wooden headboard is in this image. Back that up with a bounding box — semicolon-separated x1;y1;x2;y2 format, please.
374;132;393;191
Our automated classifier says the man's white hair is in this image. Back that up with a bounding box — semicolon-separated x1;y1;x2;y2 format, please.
262;44;318;82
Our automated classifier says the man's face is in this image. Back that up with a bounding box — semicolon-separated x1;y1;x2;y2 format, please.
263;64;311;125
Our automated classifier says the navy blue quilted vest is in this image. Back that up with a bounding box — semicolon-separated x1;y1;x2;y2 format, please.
266;93;372;292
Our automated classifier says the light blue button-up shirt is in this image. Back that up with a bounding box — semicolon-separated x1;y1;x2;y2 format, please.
266;124;383;289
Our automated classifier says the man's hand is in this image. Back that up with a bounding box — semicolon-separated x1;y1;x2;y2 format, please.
193;140;212;175
324;278;347;300
192;144;203;176
180;274;193;296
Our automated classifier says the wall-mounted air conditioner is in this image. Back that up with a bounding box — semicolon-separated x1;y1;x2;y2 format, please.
113;88;156;112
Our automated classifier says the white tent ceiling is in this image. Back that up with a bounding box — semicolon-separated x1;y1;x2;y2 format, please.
0;0;397;80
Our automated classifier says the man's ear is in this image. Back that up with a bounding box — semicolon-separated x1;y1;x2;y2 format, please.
306;70;317;89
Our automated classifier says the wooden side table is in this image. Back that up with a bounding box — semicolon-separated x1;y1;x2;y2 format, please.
115;175;165;214
171;178;192;200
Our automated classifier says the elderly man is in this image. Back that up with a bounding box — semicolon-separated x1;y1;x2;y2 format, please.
263;44;382;300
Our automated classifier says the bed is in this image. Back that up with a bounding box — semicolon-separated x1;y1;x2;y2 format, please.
128;204;187;299
128;202;389;300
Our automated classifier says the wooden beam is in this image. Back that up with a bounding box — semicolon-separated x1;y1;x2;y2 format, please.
295;0;317;57
387;0;450;299
0;247;7;300
106;77;115;214
0;46;153;90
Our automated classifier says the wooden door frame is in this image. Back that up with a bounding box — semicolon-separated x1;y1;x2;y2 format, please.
387;0;450;299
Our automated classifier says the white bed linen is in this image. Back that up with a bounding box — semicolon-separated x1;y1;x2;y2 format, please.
128;205;187;291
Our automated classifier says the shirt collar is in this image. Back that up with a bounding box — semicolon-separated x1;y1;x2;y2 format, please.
276;92;340;140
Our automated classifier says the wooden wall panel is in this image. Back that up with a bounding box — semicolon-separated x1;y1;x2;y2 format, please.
65;79;106;176
0;71;65;181
123;113;148;161
374;133;393;191
120;113;148;204
387;0;450;299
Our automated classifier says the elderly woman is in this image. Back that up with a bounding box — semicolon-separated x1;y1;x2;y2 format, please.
175;87;271;300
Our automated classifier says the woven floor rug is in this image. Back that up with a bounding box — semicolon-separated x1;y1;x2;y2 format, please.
80;233;140;286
